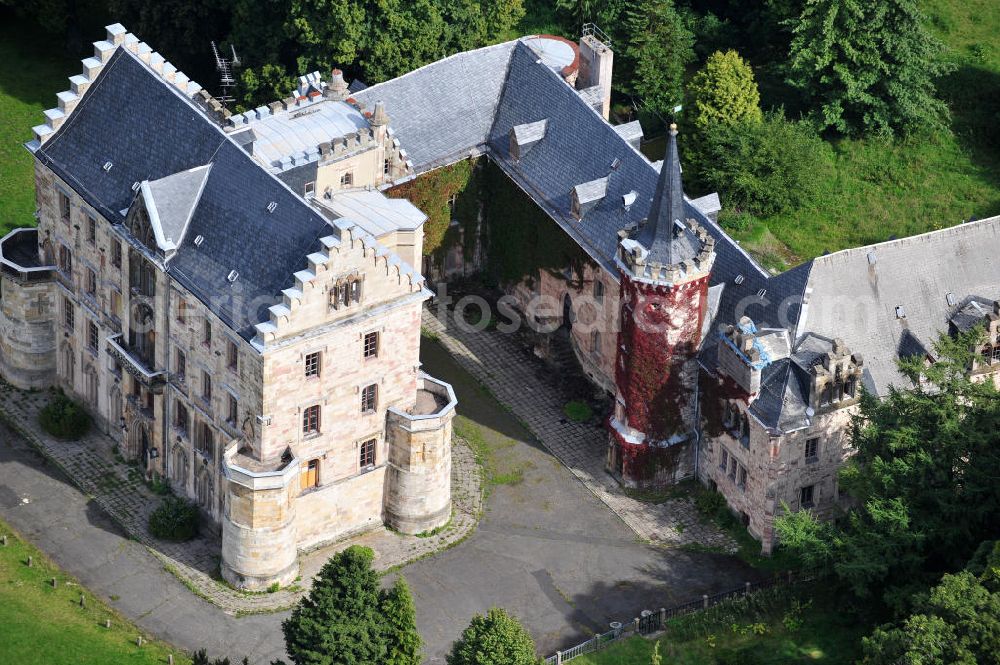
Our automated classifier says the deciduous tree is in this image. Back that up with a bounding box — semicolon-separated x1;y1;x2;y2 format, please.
446;607;541;665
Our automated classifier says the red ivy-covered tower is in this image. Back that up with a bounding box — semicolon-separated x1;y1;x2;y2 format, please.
607;125;716;487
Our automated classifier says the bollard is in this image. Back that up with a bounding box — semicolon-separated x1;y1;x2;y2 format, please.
105;619;111;629
745;581;751;595
2;534;6;546
80;594;85;608
168;656;174;665
27;555;32;567
136;636;143;647
702;594;709;609
51;577;57;588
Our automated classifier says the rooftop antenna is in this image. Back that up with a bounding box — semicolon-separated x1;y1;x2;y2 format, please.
211;41;239;108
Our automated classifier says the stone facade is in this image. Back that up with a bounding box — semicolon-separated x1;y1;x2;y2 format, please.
9;23;456;590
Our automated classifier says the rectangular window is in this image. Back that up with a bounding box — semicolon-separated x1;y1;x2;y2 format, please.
304;181;315;196
305;351;321;377
360;438;376;468
728;457;737;481
361;384;377;413
86;215;96;244
719;449;729;472
350;279;362;303
363;332;379;359
63;297;74;330
303;404;320;435
301;459;319;490
203;320;211;346
992;346;1000;362
227;394;238;425
227;340;238;371
383;158;391;176
175;348;186;382
202;371;211;402
87;320;98;352
737;464;748;491
177;297;188;324
59;191;71;223
58;245;72;275
340;171;353;187
111;239;122;269
805;437;819;462
175;402;189;438
86;268;96;297
110;289;121;320
594;279;605;304
592;330;602;356
800;484;815;508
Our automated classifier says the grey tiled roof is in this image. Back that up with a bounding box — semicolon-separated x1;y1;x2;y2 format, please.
635;127;701;266
354;41;518;173
36;48;342;341
795;217;1000;395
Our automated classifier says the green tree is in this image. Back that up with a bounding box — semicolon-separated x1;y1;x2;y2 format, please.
555;0;600;28
687;49;763;133
775;328;1000;608
786;0;954;136
282;546;386;665
694;111;831;216
621;0;695;119
446;607;540;665
861;544;1000;664
382;578;422;665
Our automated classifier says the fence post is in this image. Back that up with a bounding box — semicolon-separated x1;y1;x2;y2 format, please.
787;570;794;584
659;607;666;627
702;594;708;609
555;651;562;665
632;617;640;634
745;581;751;595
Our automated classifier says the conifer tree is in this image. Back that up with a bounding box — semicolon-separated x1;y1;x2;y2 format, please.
381;578;422;665
621;0;695;119
786;0;954;136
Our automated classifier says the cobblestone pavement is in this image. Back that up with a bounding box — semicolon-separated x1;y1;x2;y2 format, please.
0;382;482;614
422;305;738;552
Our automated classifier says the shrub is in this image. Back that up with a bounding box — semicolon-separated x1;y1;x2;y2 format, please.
696;113;831;217
447;607;539;665
38;390;91;440
148;496;200;542
563;401;593;423
694;489;727;519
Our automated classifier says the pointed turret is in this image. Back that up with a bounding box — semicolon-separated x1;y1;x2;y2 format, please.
636;123;686;265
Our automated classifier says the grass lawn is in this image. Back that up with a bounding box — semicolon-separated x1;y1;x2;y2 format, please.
0;518;189;665
0;17;76;237
732;0;1000;270
571;585;866;665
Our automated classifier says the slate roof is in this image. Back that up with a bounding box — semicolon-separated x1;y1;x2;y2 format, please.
353;41;519;173
794;218;1000;395
34;48;344;342
142;164;211;250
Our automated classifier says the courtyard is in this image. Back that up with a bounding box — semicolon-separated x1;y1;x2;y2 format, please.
0;317;761;663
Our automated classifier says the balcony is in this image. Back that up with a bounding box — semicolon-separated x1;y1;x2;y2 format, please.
0;228;54;283
106;333;167;392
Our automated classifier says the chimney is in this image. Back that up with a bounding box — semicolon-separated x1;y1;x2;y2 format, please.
371;100;389;126
577;26;613;120
326;68;348;100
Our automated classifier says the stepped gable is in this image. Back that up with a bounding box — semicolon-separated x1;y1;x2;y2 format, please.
353;41;519;173
33;46;345;341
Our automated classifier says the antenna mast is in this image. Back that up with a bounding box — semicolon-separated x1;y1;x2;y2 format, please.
211;41;239;108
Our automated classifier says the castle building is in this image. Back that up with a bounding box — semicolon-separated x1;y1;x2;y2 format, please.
3;23;999;566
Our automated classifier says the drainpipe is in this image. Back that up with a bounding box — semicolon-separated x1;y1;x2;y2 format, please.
693;370;701;480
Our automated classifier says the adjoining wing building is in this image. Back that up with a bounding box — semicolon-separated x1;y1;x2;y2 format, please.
2;23;997;590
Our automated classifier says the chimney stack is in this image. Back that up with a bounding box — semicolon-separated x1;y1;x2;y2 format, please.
326;69;348;100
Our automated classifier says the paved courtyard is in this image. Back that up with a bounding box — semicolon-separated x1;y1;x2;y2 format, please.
421;305;738;551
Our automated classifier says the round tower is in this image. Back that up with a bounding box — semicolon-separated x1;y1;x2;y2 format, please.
607;125;716;488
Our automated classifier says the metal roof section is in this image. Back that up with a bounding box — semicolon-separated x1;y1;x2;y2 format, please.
237;99;369;169
521;35;577;75
318;189;427;237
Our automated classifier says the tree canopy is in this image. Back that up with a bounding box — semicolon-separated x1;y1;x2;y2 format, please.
687;49;763;133
786;0;954;136
446;607;540;665
620;0;694;120
280;545;421;665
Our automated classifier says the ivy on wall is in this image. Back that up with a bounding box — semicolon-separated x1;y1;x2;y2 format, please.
385;158;482;262
480;160;592;286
